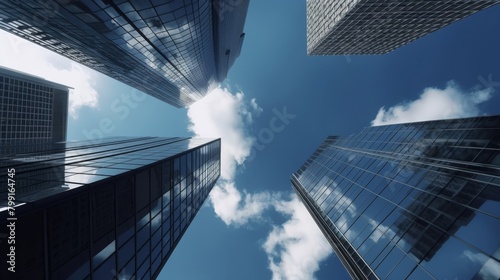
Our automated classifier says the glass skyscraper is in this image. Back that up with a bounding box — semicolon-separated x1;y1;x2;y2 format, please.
0;0;249;107
306;0;500;55
0;66;69;147
292;116;500;279
0;137;221;279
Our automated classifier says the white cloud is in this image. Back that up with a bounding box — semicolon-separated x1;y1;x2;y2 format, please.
187;86;268;225
371;81;493;126
263;196;333;280
210;181;274;226
187;88;332;279
0;30;98;118
187;86;259;181
251;98;263;115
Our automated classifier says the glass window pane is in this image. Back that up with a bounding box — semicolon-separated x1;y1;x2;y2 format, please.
136;170;150;211
93;253;116;280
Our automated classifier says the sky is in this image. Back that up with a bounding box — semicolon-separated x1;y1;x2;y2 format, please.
1;1;500;280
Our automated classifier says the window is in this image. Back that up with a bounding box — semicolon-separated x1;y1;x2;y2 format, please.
135;170;150;211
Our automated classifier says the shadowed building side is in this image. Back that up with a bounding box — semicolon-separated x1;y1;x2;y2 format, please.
0;0;249;107
0;137;221;280
0;66;69;154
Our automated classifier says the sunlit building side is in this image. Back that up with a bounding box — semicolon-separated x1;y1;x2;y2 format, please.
292;116;500;279
306;0;500;55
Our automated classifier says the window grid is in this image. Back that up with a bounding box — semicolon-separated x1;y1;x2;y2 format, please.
292;116;500;279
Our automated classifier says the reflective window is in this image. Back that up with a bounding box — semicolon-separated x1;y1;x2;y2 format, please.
0;136;221;277
151;165;162;200
117;218;134;247
116;178;135;224
137;222;150;249
93;253;116;280
92;184;115;242
119;257;135;280
135;170;150;211
137;251;150;279
118;237;134;270
93;240;115;268
292;117;500;279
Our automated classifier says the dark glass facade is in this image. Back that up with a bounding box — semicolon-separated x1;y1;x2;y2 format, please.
0;0;249;107
307;0;500;55
0;137;221;279
0;66;69;147
292;116;500;279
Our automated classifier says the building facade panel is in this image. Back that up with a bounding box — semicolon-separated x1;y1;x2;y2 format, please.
292;116;500;279
0;66;69;147
306;0;500;55
0;136;221;280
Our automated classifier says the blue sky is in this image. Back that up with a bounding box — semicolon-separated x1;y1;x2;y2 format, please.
1;1;500;279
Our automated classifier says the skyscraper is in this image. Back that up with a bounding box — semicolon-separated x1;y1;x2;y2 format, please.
0;0;249;107
306;0;500;55
292;116;500;279
0;137;221;279
0;66;69;147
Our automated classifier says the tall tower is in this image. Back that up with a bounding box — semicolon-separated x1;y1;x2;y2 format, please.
0;137;221;279
292;116;500;279
0;0;249;107
0;66;69;147
306;0;500;55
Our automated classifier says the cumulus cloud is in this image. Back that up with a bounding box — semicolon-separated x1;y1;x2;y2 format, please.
371;81;493;126
188;86;260;181
250;98;263;116
263;196;333;280
0;30;98;118
187;86;268;225
187;88;332;279
210;181;274;226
